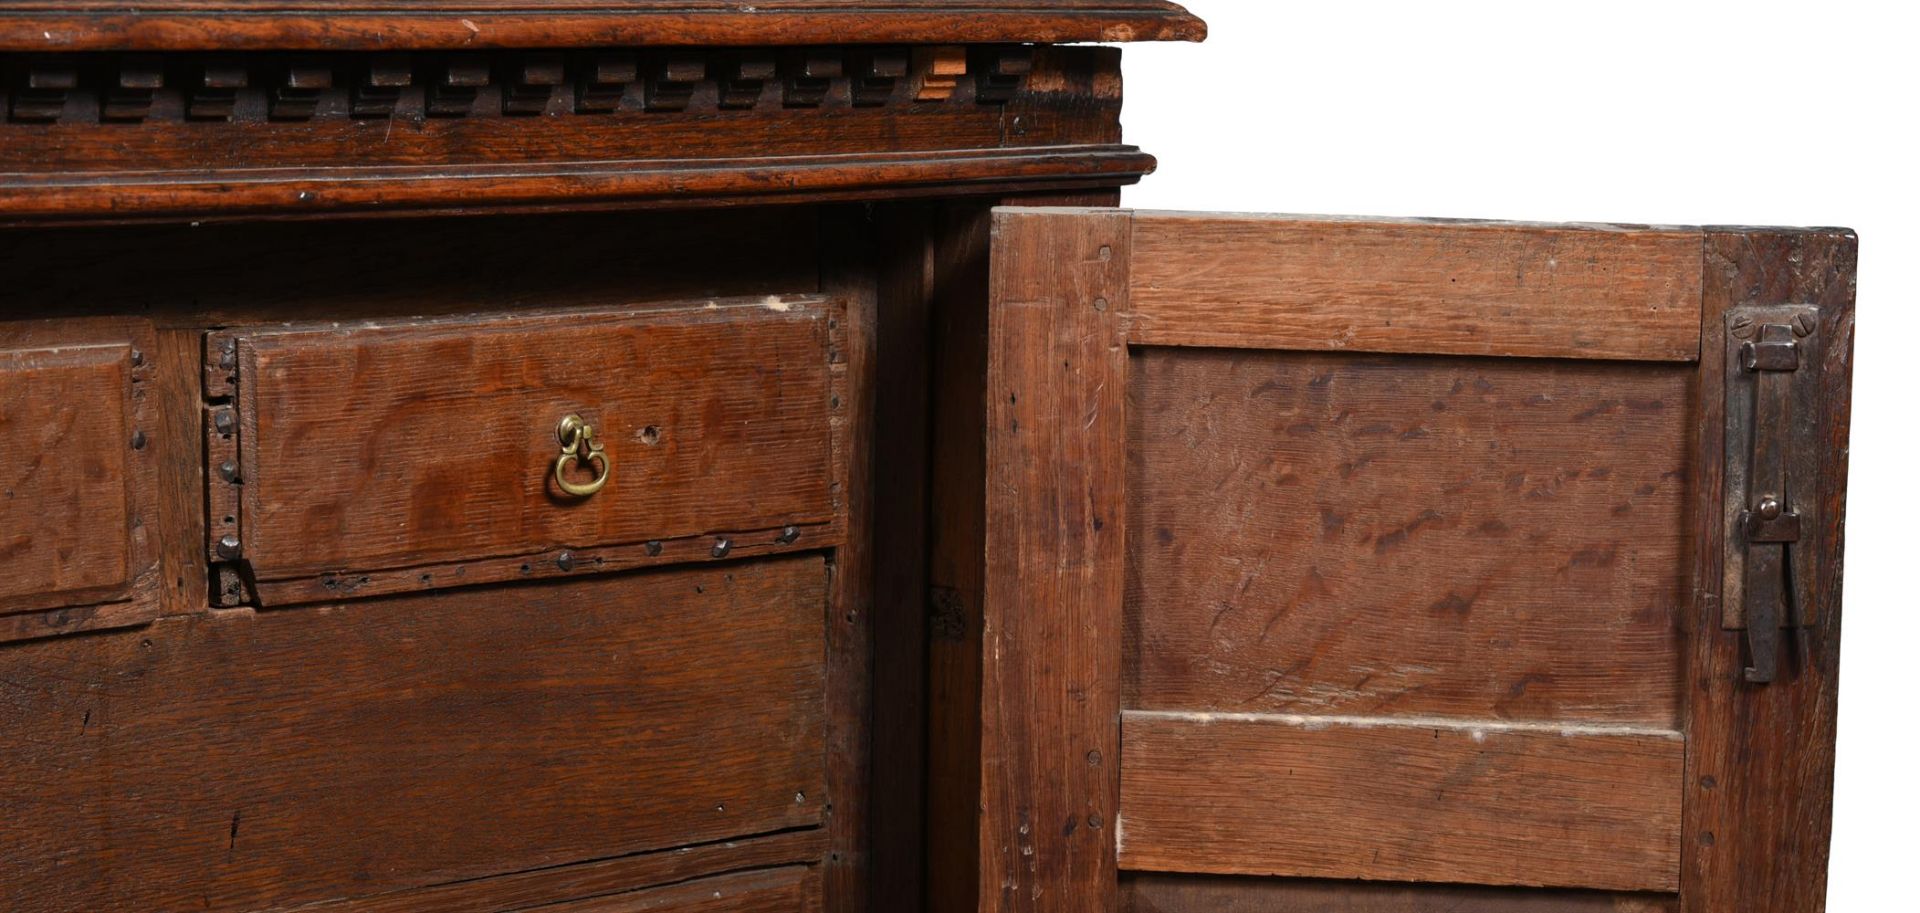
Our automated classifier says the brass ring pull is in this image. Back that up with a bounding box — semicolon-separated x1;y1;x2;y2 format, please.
553;414;611;498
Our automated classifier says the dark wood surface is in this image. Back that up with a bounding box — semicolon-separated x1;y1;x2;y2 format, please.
0;557;830;912
221;297;840;592
1127;213;1704;361
0;45;1147;222
1126;349;1691;725
1681;229;1855;913
1119;712;1683;891
0;1;1207;51
492;865;819;913
1123;874;1677;913
276;831;827;912
0;320;162;641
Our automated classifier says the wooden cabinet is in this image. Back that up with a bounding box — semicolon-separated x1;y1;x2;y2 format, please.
0;4;1851;913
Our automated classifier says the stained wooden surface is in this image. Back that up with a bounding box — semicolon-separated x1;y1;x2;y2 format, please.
1119;712;1684;892
0;45;1144;222
1681;229;1854;913
280;831;826;912
979;207;1130;913
1;208;819;325
0;1;1207;51
1126;349;1692;725
229;297;838;586
1127;213;1704;362
1123;874;1677;913
0;557;829;912
491;865;819;913
0;321;161;640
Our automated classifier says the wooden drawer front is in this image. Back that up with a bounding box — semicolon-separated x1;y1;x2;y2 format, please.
0;556;828;913
0;332;159;640
216;296;841;602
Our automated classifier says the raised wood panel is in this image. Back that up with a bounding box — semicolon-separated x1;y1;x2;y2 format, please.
279;831;826;913
0;1;1207;51
0;557;829;913
1118;712;1684;893
1126;349;1692;726
231;297;838;586
1127;213;1704;362
0;323;161;641
980;207;1130;913
1123;873;1676;913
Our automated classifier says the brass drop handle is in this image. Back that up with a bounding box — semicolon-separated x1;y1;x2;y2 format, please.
553;414;611;498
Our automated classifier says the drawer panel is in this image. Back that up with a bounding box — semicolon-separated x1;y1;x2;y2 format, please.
212;296;841;600
0;326;160;641
0;556;828;913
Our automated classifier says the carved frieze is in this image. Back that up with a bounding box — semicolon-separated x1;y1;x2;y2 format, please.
0;45;1037;125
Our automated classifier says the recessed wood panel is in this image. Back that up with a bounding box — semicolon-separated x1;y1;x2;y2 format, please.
0;557;828;913
231;297;839;587
1127;349;1691;725
1118;712;1683;892
1127;213;1703;361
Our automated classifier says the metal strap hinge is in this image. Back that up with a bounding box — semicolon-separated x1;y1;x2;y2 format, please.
1723;306;1821;684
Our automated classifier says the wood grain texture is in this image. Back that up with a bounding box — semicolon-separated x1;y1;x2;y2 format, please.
0;557;829;912
483;866;818;913
1126;349;1692;726
0;148;1157;225
820;205;880;913
0;321;161;641
980;206;1130;913
924;191;1120;913
1119;712;1684;892
276;831;826;912
0;2;1207;51
1123;873;1676;913
1682;229;1855;913
1126;212;1704;362
229;297;838;586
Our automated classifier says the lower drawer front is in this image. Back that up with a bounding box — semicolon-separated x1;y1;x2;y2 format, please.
0;556;827;913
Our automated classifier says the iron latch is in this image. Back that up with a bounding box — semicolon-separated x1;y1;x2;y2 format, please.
1722;305;1821;684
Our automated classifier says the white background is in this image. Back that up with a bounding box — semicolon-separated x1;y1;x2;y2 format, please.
1120;2;1913;907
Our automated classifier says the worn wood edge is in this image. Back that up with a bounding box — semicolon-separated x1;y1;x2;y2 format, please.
266;829;828;913
980;205;1131;912
818;206;877;913
248;522;845;607
1118;711;1685;893
0;147;1156;223
1113;209;1706;362
1681;226;1855;913
0;6;1207;52
224;295;841;587
1120;872;1679;913
0;331;163;641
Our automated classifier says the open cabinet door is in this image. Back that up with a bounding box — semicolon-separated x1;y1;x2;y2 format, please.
980;208;1854;912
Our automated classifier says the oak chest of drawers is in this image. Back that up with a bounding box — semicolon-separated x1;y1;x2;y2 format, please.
0;4;1853;913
